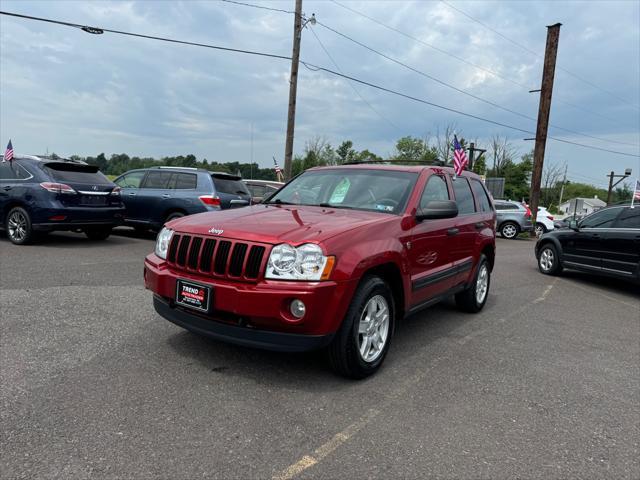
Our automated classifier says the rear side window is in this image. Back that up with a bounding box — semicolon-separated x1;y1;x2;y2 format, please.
615;208;640;228
580;207;622;228
420;175;449;209
496;203;519;210
171;173;197;190
45;163;110;184
470;180;493;213
213;176;250;195
142;171;173;189
247;184;266;196
452;177;476;215
0;162;31;180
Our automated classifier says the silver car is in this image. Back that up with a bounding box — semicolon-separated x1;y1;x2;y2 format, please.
494;200;534;239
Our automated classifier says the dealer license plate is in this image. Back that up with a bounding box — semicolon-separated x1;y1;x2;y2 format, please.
175;279;212;312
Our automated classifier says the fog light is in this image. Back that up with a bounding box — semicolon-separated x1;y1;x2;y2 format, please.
290;299;306;319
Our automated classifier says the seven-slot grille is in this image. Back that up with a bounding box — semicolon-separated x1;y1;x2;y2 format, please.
167;234;267;281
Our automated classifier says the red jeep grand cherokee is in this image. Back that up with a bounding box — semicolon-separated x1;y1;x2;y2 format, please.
144;165;496;378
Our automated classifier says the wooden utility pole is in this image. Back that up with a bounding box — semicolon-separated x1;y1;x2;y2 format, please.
558;163;568;207
529;23;561;236
283;0;303;181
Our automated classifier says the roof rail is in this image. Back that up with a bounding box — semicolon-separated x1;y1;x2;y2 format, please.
342;159;447;166
152;166;199;170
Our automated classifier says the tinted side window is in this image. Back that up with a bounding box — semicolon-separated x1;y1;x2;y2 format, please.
248;184;266;196
115;171;146;188
213;177;250;195
580;207;622;228
471;180;492;213
420;175;449;209
173;173;197;190
453;178;476;215
142;171;173;189
615;208;640;228
0;163;30;180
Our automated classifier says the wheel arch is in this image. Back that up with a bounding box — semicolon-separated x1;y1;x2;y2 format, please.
358;261;406;321
2;200;29;223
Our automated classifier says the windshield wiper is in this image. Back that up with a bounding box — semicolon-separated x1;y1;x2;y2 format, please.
318;203;354;209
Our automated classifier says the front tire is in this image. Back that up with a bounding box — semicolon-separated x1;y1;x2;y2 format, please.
84;227;112;241
328;276;395;379
165;212;185;223
455;255;491;313
500;221;520;239
538;243;562;275
6;207;35;245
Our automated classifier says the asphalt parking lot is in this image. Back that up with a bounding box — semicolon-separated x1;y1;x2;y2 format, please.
1;230;639;479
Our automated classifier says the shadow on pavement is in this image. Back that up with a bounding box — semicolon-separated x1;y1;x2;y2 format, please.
560;270;640;298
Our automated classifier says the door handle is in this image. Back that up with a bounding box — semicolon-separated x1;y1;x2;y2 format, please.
474;222;485;230
447;228;459;236
128;192;137;196
161;194;171;198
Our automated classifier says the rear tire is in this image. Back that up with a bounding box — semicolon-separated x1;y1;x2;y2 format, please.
328;276;395;379
538;243;562;276
6;207;35;245
500;222;519;239
535;223;547;236
84;227;112;241
455;255;491;313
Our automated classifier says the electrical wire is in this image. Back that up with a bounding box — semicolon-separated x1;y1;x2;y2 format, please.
1;9;638;159
439;0;640;111
219;0;294;15
329;0;624;127
308;25;401;131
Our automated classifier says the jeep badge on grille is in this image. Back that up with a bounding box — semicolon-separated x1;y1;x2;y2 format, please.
208;228;224;235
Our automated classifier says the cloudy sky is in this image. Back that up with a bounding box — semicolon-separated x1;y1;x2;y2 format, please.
1;0;639;188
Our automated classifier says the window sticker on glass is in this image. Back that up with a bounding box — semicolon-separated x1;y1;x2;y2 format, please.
329;178;350;203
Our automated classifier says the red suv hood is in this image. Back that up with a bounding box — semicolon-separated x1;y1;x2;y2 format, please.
168;204;387;245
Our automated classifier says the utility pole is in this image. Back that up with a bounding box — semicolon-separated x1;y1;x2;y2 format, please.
283;0;303;181
606;168;633;205
558;163;568;207
529;23;561;237
467;143;486;173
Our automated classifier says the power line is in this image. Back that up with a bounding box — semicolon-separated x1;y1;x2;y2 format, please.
1;9;638;159
219;0;294;15
315;19;639;149
329;0;624;128
439;0;640;110
307;25;401;131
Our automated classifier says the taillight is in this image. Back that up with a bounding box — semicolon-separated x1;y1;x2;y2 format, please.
111;186;122;196
40;182;76;194
199;195;221;207
547;215;554;221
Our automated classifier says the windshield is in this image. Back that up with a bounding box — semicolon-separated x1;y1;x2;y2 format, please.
266;169;418;214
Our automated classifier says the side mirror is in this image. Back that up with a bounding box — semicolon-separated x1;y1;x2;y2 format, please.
569;219;579;230
416;200;458;221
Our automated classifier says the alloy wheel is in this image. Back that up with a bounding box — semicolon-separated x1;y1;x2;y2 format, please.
357;295;390;363
8;211;28;242
502;224;517;238
476;264;489;304
539;248;554;272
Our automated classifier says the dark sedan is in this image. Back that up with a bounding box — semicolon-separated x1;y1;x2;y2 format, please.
535;205;640;283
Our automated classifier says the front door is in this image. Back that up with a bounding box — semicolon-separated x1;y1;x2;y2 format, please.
115;171;147;222
409;174;455;306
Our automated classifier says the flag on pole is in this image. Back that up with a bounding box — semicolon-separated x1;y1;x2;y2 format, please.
453;135;468;176
273;156;284;181
3;139;13;163
631;178;640;208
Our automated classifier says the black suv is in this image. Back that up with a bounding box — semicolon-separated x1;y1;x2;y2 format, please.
0;155;124;244
535;205;640;283
114;167;251;231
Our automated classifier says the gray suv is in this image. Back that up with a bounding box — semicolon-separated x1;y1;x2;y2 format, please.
114;167;251;231
494;200;533;239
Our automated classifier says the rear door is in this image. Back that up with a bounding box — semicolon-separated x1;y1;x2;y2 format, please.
212;174;251;208
138;171;175;224
604;208;640;278
450;176;478;285
409;173;455;305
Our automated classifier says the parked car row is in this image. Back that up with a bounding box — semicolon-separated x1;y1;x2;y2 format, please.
1;157;284;245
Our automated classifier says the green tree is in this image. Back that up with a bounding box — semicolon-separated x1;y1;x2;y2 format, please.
472;154;487;175
336;140;355;164
392;136;438;164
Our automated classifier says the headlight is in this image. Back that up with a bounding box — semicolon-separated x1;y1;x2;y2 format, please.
155;227;174;259
265;243;334;281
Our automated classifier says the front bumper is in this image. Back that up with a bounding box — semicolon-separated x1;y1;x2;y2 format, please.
144;254;357;350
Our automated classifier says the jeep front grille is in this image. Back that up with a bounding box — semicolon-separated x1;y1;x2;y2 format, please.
167;234;268;281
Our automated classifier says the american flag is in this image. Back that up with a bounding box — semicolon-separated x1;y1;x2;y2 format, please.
633;179;640;201
453;135;468;176
3;139;13;163
273;157;282;174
